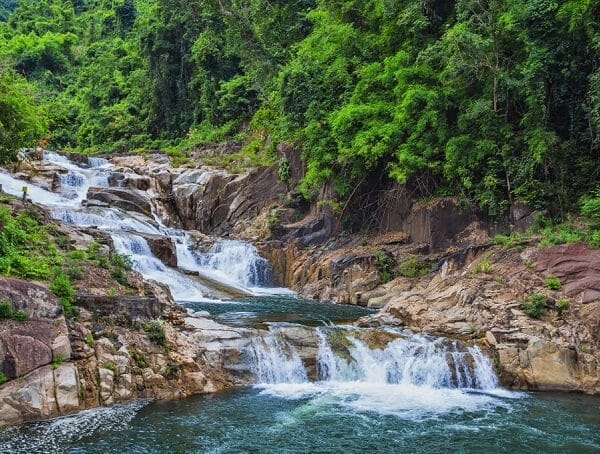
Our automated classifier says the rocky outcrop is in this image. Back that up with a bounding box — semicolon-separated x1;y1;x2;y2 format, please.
86;187;153;217
361;243;600;393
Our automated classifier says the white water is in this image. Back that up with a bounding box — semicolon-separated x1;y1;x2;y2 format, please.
0;151;281;301
248;326;514;419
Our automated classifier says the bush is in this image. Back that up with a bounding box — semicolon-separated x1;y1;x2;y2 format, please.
0;372;6;385
144;321;166;346
545;276;561;290
50;271;76;316
277;157;291;182
12;310;28;321
375;251;396;282
521;293;547;318
0;299;12;318
580;189;600;229
398;257;430;278
556;299;570;313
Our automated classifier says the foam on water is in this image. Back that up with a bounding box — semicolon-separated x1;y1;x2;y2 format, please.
249;327;518;419
0;400;149;453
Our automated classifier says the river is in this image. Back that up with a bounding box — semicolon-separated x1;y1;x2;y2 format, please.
0;152;598;453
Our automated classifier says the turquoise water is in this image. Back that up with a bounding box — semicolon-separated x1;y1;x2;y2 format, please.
183;295;374;328
1;388;598;453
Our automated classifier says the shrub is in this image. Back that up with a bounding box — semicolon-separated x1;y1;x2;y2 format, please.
277;157;291;182
375;251;396;282
0;372;6;385
50;271;76;316
85;333;95;347
130;348;148;368
12;310;28;321
144;321;166;346
521;293;547;318
472;254;493;274
398;257;430;278
580;189;600;229
556;299;570;313
545;276;561;290
0;299;12;319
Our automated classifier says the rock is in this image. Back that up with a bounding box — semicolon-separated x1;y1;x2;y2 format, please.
142;234;177;267
0;324;54;379
76;294;163;323
98;368;114;402
54;363;80;414
0;366;57;428
86;187;153;217
0;277;61;320
51;334;72;362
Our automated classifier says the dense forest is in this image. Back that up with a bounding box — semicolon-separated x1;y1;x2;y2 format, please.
0;0;598;218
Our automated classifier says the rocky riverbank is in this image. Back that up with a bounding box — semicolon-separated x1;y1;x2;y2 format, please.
1;148;599;429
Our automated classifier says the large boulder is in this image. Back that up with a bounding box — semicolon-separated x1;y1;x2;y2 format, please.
86;187;153;217
0;277;61;320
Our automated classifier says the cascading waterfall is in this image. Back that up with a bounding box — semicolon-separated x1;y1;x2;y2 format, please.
111;233;210;301
247;327;308;384
250;327;499;391
196;240;272;288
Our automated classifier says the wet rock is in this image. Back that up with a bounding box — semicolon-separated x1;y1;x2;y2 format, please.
142;234;177;267
86;187;153;217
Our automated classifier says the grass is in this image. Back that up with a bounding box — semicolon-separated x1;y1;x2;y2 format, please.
51;354;64;370
521;293;547;318
0;372;6;385
472;254;493;274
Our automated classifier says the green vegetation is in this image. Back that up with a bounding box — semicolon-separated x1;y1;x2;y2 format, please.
129;348;148;369
0;206;62;279
398;257;430;278
0;371;6;385
144;320;165;346
556;298;571;313
85;333;95;347
0;0;596;222
51;353;64;370
521;293;548;319
374;250;396;283
0;298;29;321
50;270;76;316
472;255;493;274
545;276;561;291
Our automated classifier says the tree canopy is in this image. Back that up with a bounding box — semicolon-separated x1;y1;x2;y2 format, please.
0;0;598;217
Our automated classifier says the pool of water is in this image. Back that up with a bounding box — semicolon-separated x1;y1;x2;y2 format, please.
183;296;374;328
1;387;598;453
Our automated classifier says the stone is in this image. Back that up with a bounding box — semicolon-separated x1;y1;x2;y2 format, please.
86;187;153;217
52;335;72;362
54;363;80;414
0;277;61;320
98;367;114;402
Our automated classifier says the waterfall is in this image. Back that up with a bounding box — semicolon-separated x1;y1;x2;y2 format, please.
111;233;210;301
196;240;272;288
247;327;308;384
250;327;500;391
88;157;108;168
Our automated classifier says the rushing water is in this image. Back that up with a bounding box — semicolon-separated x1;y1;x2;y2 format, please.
1;151;599;452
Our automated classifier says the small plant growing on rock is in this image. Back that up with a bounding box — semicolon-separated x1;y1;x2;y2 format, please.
85;333;95;347
51;354;64;370
472;254;493;274
129;348;148;368
0;372;6;385
50;271;77;317
375;251;396;283
556;299;571;313
521;293;547;318
144;321;166;346
397;257;429;278
0;298;28;321
0;299;12;319
545;276;561;290
277;156;291;182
